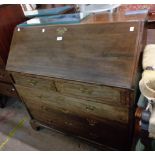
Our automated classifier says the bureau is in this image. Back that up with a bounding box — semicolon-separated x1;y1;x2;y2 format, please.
6;12;147;150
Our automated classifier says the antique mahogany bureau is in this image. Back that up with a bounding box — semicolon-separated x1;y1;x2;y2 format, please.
0;4;26;107
6;12;147;150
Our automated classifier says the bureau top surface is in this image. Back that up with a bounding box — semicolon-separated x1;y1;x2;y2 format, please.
18;12;147;27
7;13;145;89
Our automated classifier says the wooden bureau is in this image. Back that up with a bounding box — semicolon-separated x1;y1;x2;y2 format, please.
6;12;147;150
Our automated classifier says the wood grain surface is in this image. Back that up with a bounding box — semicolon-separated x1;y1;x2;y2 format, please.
7;21;142;89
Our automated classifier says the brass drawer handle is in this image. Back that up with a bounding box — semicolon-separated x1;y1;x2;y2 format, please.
64;121;72;126
41;105;49;111
38;94;48;100
29;79;38;86
80;87;93;94
87;119;97;126
85;105;95;111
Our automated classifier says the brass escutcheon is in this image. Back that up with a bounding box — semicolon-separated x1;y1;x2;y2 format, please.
56;27;67;36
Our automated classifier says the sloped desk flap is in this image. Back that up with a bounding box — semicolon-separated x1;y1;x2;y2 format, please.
6;13;145;89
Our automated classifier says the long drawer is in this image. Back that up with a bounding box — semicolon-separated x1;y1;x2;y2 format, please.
15;84;129;124
22;98;130;150
0;82;17;97
12;73;130;107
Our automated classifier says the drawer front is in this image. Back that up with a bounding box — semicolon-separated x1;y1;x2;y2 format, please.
12;73;56;91
54;80;127;106
15;85;129;124
23;99;130;150
12;73;129;107
0;82;17;97
0;69;12;83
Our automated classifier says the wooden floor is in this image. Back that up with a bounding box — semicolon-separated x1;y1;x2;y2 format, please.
0;97;98;151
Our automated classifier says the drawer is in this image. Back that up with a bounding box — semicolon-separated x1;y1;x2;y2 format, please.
12;73;56;91
0;69;12;83
0;82;17;97
15;85;129;124
54;80;128;106
24;99;130;150
12;73;129;107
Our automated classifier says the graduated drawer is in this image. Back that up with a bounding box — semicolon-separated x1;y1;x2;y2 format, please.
0;82;17;97
23;99;130;150
0;69;12;83
15;84;129;124
12;73;130;107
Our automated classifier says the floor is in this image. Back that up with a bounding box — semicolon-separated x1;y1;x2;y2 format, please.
2;97;155;151
0;97;98;151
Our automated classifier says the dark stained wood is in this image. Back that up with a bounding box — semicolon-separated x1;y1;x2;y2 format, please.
7;12;146;150
0;82;17;97
0;4;26;65
0;4;26;98
0;68;13;83
8;21;143;89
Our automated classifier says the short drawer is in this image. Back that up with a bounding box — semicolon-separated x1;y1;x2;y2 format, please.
12;73;56;91
0;69;12;83
15;85;129;124
0;82;17;97
12;73;129;107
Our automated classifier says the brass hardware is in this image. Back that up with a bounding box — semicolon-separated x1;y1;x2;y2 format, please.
29;79;38;86
38;94;48;100
64;121;72;126
89;132;98;138
56;27;67;36
87;119;97;126
80;87;93;94
85;105;95;111
60;107;69;114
